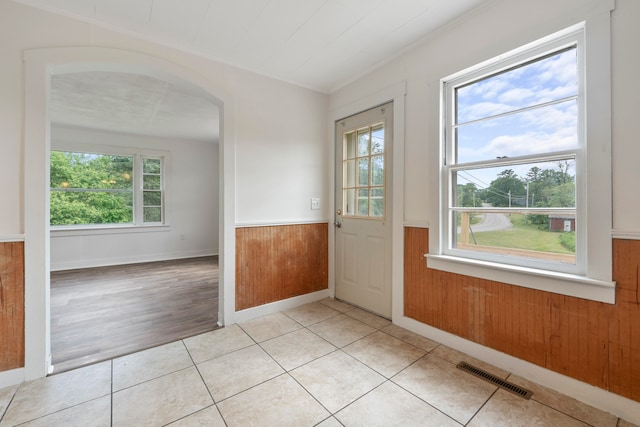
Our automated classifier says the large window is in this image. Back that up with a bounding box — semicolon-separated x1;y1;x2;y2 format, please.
445;42;580;273
50;149;166;227
430;21;614;303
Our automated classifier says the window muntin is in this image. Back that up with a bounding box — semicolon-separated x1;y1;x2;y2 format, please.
342;123;385;218
443;36;582;273
50;150;165;227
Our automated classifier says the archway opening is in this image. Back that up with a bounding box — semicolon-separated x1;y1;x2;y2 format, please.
23;47;236;380
48;69;221;372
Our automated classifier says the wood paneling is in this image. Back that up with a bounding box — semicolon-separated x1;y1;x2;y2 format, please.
236;223;328;310
609;239;640;400
0;241;24;372
404;227;640;403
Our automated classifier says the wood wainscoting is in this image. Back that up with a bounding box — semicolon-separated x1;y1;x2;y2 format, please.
236;223;328;311
0;241;24;372
404;226;640;403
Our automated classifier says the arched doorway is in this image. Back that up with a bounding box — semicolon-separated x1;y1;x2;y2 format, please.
48;69;220;372
23;47;237;380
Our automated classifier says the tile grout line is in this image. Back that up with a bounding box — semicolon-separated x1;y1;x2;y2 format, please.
463;386;500;426
281;321;381;423
180;337;233;427
385;352;463;426
249;317;339;418
501;372;602;427
181;339;216;404
267;300;438;421
0;384;18;425
273;306;422;423
240;306;388;423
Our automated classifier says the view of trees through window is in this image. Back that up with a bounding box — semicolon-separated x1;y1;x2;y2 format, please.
50;150;164;227
50;151;134;226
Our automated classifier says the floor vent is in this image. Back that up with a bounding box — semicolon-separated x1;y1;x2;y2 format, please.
456;361;533;400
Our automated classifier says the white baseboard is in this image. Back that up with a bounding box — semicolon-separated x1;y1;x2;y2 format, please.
233;289;330;323
50;250;217;271
395;315;640;425
0;368;24;389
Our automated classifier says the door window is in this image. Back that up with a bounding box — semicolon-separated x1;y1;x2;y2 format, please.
342;123;385;219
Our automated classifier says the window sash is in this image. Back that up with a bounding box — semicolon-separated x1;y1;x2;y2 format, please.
441;31;584;275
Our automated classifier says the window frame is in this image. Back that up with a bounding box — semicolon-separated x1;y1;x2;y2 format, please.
49;143;171;233
428;20;615;304
139;155;165;225
443;33;583;275
342;122;387;220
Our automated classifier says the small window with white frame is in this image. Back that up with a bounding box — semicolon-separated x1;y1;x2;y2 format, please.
430;20;615;303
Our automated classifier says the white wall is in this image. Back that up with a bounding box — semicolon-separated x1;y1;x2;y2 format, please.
0;0;329;237
49;126;218;270
329;0;640;236
231;68;329;226
610;0;640;234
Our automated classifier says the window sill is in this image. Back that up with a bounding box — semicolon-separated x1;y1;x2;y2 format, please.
425;254;615;304
51;224;171;237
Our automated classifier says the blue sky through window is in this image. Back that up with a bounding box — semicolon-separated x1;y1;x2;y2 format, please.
452;47;578;195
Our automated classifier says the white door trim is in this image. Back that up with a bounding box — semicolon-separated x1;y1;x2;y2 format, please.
328;82;406;323
22;46;237;382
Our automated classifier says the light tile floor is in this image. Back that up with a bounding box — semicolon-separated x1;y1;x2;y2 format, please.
0;298;638;427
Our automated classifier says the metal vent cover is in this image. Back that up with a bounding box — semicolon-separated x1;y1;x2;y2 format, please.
457;361;533;400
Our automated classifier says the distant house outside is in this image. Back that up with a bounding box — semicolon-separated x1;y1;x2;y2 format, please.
549;214;576;232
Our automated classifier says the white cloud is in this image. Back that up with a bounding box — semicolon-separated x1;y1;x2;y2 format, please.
532;49;577;86
498;87;534;104
458;101;512;124
521;101;577;129
483;131;577;158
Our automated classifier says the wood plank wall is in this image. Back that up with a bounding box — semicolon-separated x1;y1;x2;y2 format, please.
404;227;640;403
0;241;25;372
236;223;328;311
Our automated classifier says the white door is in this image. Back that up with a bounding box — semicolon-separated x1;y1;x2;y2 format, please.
335;103;393;318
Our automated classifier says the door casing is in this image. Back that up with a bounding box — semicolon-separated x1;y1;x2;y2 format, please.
334;103;393;317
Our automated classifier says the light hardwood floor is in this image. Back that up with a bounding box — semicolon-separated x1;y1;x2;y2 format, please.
50;256;218;373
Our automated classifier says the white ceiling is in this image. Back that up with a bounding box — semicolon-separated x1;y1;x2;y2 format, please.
51;72;220;143
17;0;490;93
19;0;490;141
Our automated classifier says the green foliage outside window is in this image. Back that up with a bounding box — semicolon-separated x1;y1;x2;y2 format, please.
50;151;134;225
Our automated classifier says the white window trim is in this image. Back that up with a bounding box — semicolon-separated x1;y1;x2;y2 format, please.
49;142;172;233
443;30;583;276
428;10;615;304
138;155;166;225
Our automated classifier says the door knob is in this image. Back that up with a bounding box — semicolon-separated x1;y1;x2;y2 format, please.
336;209;342;215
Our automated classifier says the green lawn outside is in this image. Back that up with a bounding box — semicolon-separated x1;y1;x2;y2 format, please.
466;214;575;255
